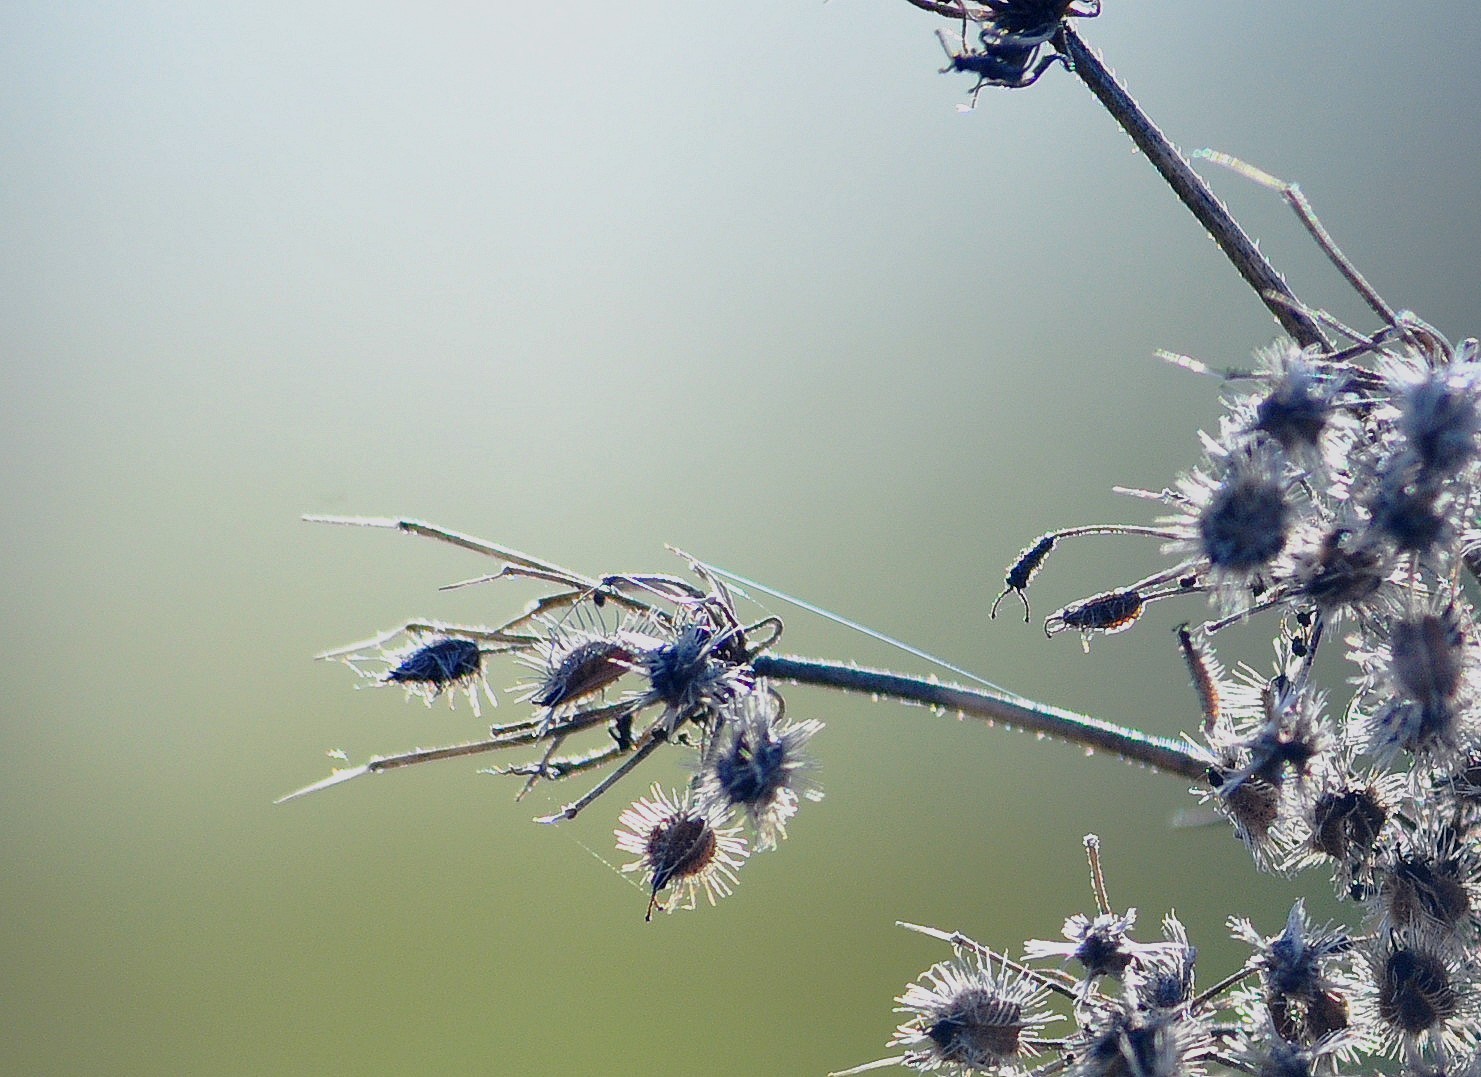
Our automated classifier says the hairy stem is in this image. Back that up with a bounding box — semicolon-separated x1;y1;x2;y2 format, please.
1057;25;1327;350
753;653;1209;781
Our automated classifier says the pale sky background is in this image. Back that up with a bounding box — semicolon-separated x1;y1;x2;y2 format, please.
4;3;1480;1074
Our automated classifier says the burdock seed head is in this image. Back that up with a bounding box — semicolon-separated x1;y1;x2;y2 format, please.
697;688;823;851
614;783;747;921
385;637;483;688
362;635;495;716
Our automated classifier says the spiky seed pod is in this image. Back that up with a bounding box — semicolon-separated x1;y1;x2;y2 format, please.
1285;525;1394;617
1197;446;1292;573
1390;608;1469;726
1208;679;1331;797
1024;909;1143;984
365;636;495;715
637;618;754;733
1311;793;1385;865
877;955;1058;1075
1369;459;1451;555
1224;1020;1364;1077
1354;605;1476;767
1352;933;1480;1062
1382;947;1458;1036
529;636;636;711
1276;754;1402;896
614;784;747;920
1205;764;1283;866
1397;364;1481;478
696;688;823;851
1230;901;1353;1043
384;637;482;685
1250;356;1336;455
1067;1000;1212;1077
1373;822;1480;950
1160;438;1295;612
1125;916;1197;1012
1381;858;1473;942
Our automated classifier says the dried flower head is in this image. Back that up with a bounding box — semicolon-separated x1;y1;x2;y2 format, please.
1373;822;1481;951
1283;765;1397;895
836;952;1058;1076
696;688;823;851
332;633;498;716
1204;669;1331;800
523;629;641;713
1197;711;1289;869
1229;900;1353;1043
614;783;747;920
1352;605;1478;769
1024;909;1142;984
1067;996;1212;1077
1161;438;1295;611
636;614;755;734
1124;915;1197;1012
1245;348;1340;458
386;637;483;689
1281;522;1398;622
1367;456;1455;557
1023;836;1160;1001
1393;360;1481;479
1352;932;1481;1065
1223;1019;1364;1077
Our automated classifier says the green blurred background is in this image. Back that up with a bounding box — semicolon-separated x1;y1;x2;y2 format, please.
4;3;1478;1073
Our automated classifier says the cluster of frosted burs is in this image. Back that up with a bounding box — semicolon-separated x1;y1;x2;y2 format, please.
309;542;827;924
864;319;1481;1077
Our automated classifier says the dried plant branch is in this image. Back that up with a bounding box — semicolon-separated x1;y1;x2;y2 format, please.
753;654;1208;781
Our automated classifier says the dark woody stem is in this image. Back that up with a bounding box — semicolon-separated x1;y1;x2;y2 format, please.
1056;25;1328;350
753;653;1209;782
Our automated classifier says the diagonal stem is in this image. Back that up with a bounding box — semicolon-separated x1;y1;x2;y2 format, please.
1056;25;1327;351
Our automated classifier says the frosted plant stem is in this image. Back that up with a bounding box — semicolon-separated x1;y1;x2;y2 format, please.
1057;25;1328;351
752;654;1208;782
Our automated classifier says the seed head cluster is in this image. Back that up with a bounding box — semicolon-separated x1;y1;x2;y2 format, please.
308;540;822;919
972;282;1481;1071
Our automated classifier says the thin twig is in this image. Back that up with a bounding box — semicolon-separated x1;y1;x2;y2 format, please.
1194;151;1399;327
